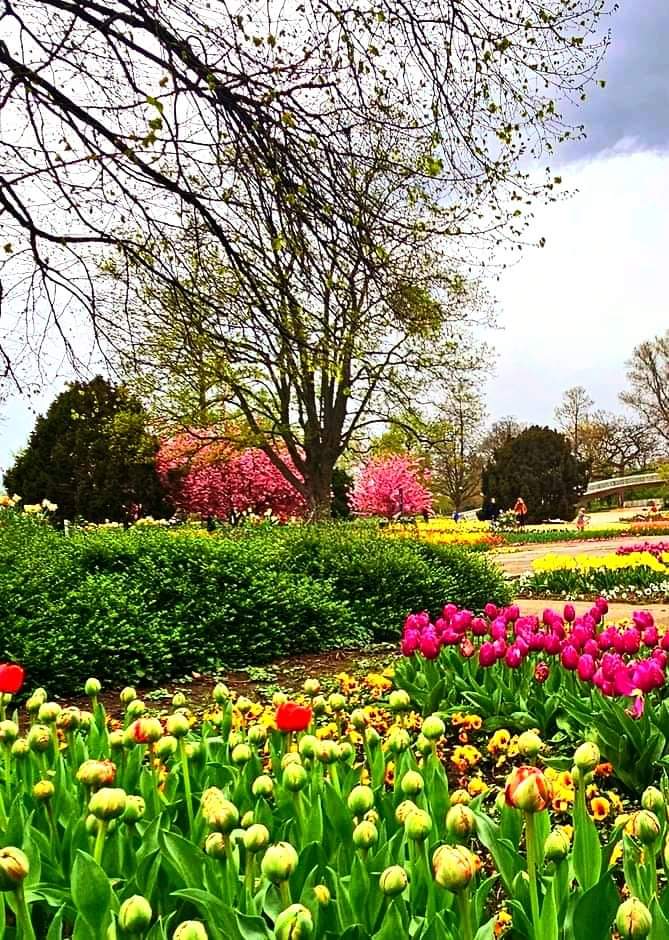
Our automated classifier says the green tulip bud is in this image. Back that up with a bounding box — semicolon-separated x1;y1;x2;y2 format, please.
118;895;152;934
395;799;418;825
405;809;432;841
252;774;274;799
350;709;367;731
85;814;101;835
573;742;600;774
212;683;229;704
281;752;302;769
311;695;327;716
27;724;51;753
33;780;55;802
328;693;346;712
400;770;424;797
89;787;127;820
416;734;433;756
630;810;661;846
38;701;61;724
84;677;101;697
248;724;267;746
261;842;299;883
544;828;570;863
57;707;81;732
364;727;381;749
166;713;190;738
303;678;321;696
352;820;379;850
432;844;477;892
120;687;137;705
77;759;117;789
79;710;94;732
347;785;375;817
28;687;48;710
0;847;30;891
235;696;253;715
298;735;318;760
155;735;178;761
109;730;125;751
173;922;208;940
186;741;204;764
387;729;411;754
205;832;228;859
241;810;254;828
379;865;408;897
517;731;543;759
172;692;187;708
201;788;239;833
11;738;29;759
616;897;653;939
243;823;270;853
446;804;476;840
641;786;665;817
316;740;340;764
421;714;445;741
0;720;19;744
450;789;471;806
272;691;288;707
313;884;331;905
275;904;314;940
231;743;253;766
388;690;411;713
121;795;145;825
283;763;308;792
339;741;354;764
125;699;146;719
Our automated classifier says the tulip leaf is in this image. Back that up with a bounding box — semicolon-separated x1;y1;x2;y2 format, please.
71;850;113;936
372;899;404;940
46;904;66;940
160;829;207;889
572;792;601;890
649;897;669;940
571;871;618;940
473;917;496;940
171;888;238;939
473;812;522;894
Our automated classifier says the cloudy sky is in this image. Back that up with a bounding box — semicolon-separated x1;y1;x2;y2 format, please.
1;0;668;473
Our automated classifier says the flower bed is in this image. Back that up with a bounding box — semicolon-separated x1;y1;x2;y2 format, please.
517;552;669;602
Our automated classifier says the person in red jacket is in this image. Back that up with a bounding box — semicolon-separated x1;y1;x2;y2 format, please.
514;496;528;529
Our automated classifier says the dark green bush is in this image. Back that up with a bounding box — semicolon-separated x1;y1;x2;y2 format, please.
0;512;509;692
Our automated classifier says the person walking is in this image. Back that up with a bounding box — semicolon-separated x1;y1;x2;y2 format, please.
514;496;528;529
576;507;588;532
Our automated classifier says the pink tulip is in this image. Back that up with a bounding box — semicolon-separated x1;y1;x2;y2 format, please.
544;633;561;656
633;610;654;631
626;696;645;718
622;629;641;655
479;642;497;667
459;637;476;659
504;605;520;623
504;645;523;669
492;638;508;658
577;654;596;681
484;603;498;619
491;620;507;641
471;617;487;636
661;634;669;652
642;626;659;647
594;597;609;614
443;603;458;621
561;645;579;670
583;638;599;658
441;627;460;645
563;603;576;623
419;629;440;659
632;659;664;693
534;662;550;683
529;634;545;652
401;630;420;656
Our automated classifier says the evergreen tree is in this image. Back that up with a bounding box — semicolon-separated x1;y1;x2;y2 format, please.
482;426;588;524
4;377;167;523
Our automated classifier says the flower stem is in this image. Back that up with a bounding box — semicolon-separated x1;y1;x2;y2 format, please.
456;889;474;940
14;883;37;940
279;879;292;911
93;819;108;866
524;812;541;934
178;738;194;837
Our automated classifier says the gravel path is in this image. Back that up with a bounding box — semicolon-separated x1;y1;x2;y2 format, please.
494;533;669;577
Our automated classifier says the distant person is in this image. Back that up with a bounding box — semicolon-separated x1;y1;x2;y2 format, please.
650;500;659;515
490;497;500;523
576;507;588;532
452;510;461;523
514;496;528;529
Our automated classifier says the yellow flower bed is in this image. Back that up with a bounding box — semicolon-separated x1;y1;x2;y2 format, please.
532;551;669;574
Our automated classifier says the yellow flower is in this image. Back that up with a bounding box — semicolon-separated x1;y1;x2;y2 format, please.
487;730;511;755
463;715;482;731
494;908;512;936
609;842;623;867
468;776;489;797
590;797;610;821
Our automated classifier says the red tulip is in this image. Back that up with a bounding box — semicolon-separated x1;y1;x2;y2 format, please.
275;702;312;733
0;663;25;695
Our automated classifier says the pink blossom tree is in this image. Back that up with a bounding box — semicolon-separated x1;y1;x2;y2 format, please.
350;455;432;518
156;430;307;520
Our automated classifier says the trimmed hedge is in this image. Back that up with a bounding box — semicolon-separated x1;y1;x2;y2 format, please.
0;513;510;692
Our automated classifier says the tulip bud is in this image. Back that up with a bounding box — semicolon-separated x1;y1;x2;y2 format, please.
641;786;665;817
504;766;551;813
126;699;146;719
416;734;433;757
328;693;346;712
155;735;178;761
298;735;318;760
85;814;101;835
517;731;543;759
405;809;432;841
0;720;18;744
231;743;253;766
38;702;61;724
241;810;254;829
122;795;146;825
89;787;128;820
261;842;299;883
77;759;117;789
544;828;570;863
400;770;424;797
33;780;55;802
387;729;411;754
630;810;661;846
248;724;267;746
132;717;163;744
283;763;308;792
347;785;375;817
205;832;228;859
379;865;409;897
201;788;239;833
311;695;327;716
350;709;367;731
313;884;331;905
173;922;208;940
616;897;653;939
252;775;274;799
303;678;321;696
365;809;380;826
316;740;340;764
274;904;314;940
166;713;190;738
109;730;125;750
236;696;253;715
272;691;288;707
450;789;471;806
395;800;418;825
388;690;411;713
243;823;270;854
120;687;137;705
352;820;379;850
212;683;229;704
57;707;81;732
365;727;381;749
28;724;51;753
11;738;29;759
85;677;101;697
119;895;152;934
172;691;187;708
432;844;476;892
26;687;47;713
0;847;30;891
446;804;476;840
422;714;445;741
573;742;600;774
339;741;354;764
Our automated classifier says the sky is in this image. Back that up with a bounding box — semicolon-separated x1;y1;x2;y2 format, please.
1;0;668;473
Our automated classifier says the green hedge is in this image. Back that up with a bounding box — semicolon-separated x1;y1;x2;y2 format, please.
0;513;510;692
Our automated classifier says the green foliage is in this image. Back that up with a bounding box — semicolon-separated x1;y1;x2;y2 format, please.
0;514;508;692
482;426;588;524
3;376;168;523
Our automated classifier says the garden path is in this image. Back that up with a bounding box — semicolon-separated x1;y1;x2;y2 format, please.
495;533;669;576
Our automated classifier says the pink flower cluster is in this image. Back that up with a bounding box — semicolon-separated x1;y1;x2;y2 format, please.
350;455;432;519
401;599;669;717
616;541;669;559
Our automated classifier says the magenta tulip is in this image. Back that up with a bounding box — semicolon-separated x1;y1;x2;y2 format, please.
561;645;579;670
471;617;487;636
504;645;523;669
484;603;498;619
479;642;497;667
577;654;596;681
563;603;576;623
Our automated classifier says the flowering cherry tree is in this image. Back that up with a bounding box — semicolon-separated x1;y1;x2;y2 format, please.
350;455;432;518
156;431;307;520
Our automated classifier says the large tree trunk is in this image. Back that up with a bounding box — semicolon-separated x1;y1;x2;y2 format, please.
304;459;335;521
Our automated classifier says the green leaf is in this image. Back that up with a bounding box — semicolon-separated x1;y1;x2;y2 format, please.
572;791;601;890
46;905;66;940
71;850;113;936
572;872;618;940
372;900;403;940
